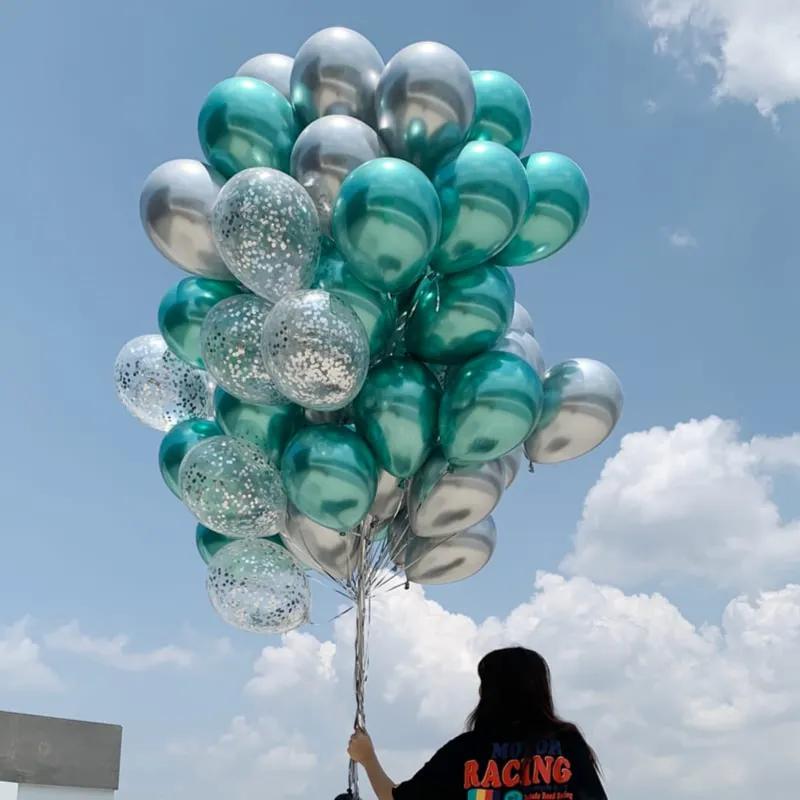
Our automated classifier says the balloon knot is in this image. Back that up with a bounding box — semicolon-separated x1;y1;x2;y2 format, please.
528;460;535;473
404;580;410;590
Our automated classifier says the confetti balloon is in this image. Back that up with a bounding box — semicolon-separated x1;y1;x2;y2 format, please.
158;277;242;367
496;152;590;266
213;387;303;464
469;70;532;155
235;53;294;99
114;334;214;431
180;436;287;537
262;289;369;411
196;524;285;565
200;295;283;405
159;418;222;498
206;538;310;634
211;168;321;303
197;77;298;178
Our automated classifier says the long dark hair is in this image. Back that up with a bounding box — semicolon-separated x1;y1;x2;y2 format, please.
466;647;600;772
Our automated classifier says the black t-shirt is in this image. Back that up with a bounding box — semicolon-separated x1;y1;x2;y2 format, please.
393;729;607;800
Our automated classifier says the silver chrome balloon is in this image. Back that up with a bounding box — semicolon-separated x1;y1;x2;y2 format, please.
140;159;232;280
405;516;496;585
291;115;386;234
525;358;623;464
509;301;535;336
498;446;524;488
282;503;359;580
493;329;545;378
376;41;475;172
304;407;351;425
370;469;404;522
408;449;505;538
290;27;384;127
236;53;293;99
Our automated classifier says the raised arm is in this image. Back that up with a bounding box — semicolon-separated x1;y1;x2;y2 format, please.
349;730;396;800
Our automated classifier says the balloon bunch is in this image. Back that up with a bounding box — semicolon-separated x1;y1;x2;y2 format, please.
117;28;624;643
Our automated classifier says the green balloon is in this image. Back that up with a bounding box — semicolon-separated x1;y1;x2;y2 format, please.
432;141;529;274
159;419;222;498
331;158;442;293
440;351;543;465
405;265;515;364
158;278;242;367
469;70;532;156
352;358;441;478
198;77;298;178
214;387;303;465
496;152;589;266
281;424;378;531
313;247;398;359
195;524;284;565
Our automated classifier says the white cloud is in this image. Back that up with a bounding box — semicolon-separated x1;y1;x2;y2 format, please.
0;618;61;692
161;572;800;800
561;417;800;591
668;228;697;247
644;97;660;113
641;0;800;117
45;621;195;671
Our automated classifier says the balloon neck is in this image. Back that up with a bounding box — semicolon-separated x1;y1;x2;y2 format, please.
528;460;535;474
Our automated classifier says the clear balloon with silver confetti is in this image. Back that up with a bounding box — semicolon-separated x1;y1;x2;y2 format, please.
207;538;310;634
262;289;369;410
114;334;214;431
200;294;284;405
211;168;321;304
179;436;287;537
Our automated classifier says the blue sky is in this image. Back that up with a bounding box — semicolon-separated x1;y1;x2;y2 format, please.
1;1;799;798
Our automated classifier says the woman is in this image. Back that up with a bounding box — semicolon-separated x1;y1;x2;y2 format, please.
348;646;607;800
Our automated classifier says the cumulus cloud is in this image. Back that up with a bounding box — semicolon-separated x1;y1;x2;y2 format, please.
162;572;800;800
0;618;61;692
45;621;195;671
561;417;800;591
640;0;800;117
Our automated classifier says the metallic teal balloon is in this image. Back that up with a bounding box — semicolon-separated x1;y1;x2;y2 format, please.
440;351;543;465
195;524;284;565
158;418;222;498
331;158;442;293
281;424;378;531
432;141;529;274
405;265;515;364
469;70;532;156
213;388;303;465
198;77;298;178
496;152;590;265
352;358;441;478
313;247;398;359
158;278;242;367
